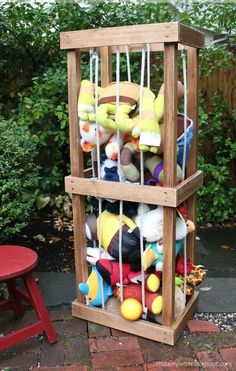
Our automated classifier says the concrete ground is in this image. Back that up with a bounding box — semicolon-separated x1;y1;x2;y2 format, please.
0;228;236;370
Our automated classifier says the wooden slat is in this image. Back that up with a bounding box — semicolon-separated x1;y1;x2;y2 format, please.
179;24;205;49
186;47;199;263
61;23;178;49
100;46;112;86
65;176;177;206
172;291;199;343
72;301;174;345
109;43;187;53
82;44;190;53
162;43;178;327
176;171;203;205
67;50;87;303
60;23;204;50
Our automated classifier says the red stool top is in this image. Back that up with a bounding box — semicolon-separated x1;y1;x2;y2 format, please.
0;245;38;281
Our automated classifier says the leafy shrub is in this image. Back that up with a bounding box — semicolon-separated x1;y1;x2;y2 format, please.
197;94;236;225
0;119;40;239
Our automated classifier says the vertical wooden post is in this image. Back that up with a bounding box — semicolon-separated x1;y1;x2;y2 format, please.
162;43;178;326
100;46;112;86
186;47;199;262
67;50;88;302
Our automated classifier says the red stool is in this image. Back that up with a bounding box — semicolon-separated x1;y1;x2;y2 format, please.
0;245;57;350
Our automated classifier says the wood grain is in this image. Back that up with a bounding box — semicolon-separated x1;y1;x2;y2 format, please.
179;24;205;49
67;50;87;302
186;47;199;262
162;43;178;327
65;176;177;206
100;46;112;86
72;301;174;345
61;23;179;49
176;171;203;205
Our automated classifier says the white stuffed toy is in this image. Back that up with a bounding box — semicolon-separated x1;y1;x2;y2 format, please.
134;205;188;272
134;205;187;243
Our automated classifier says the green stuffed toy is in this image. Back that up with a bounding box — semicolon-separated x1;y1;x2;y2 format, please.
97;82;161;154
132;87;161;153
97;81;140;133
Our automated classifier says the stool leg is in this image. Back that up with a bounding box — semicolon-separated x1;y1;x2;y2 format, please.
23;272;57;344
7;279;24;318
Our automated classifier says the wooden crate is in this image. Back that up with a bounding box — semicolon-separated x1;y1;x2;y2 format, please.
60;22;204;346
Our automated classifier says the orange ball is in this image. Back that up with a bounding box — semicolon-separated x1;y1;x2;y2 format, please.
120;298;142;321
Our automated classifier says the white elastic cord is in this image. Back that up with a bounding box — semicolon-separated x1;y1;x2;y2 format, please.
125;45;131;82
116;48;124;303
89;49;97;248
89;48;94;83
146;43;150;90
94;49;105;309
181;47;188;304
181;47;188;180
139;46;147;317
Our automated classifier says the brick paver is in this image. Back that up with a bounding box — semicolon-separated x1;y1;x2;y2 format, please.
91;349;144;369
187;320;220;334
138;335;193;363
2;305;236;370
144;358;200;370
196;350;228;370
32;367;88;371
89;335;140;353
219;347;236;368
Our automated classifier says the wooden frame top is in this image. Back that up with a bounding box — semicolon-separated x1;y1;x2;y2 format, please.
60;22;205;50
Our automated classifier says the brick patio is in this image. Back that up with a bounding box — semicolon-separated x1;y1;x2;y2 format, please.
0;306;235;370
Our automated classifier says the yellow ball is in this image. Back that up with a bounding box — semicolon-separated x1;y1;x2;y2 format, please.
120;298;142;321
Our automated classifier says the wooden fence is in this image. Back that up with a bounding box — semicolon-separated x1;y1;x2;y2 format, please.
200;63;236;113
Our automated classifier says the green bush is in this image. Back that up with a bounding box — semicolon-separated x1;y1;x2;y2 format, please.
0;119;40;239
197;94;236;225
0;0;235;226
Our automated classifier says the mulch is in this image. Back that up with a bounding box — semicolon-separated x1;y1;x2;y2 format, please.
3;213;75;273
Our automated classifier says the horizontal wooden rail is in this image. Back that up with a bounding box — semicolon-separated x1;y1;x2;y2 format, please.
80;43;189;53
65;176;177;206
72;301;174;345
176;170;203;205
60;23;204;50
65;171;203;207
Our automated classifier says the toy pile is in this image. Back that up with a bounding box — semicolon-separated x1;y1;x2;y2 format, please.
77;79;206;322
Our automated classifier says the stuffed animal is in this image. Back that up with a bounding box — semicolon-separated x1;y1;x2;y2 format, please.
113;275;163;315
143;239;185;272
120;146;183;184
131;87;161;153
97;82;161;153
96;258;161;287
85;210;141;270
97;81;141;132
148;285;185;324
177;203;196;233
78;79;122;159
154;81;184;123
99;155;138;217
134;205;188;243
78;266;112;307
133;205;187;272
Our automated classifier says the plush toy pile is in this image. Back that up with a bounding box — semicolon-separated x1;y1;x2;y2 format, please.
77;79;205;322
